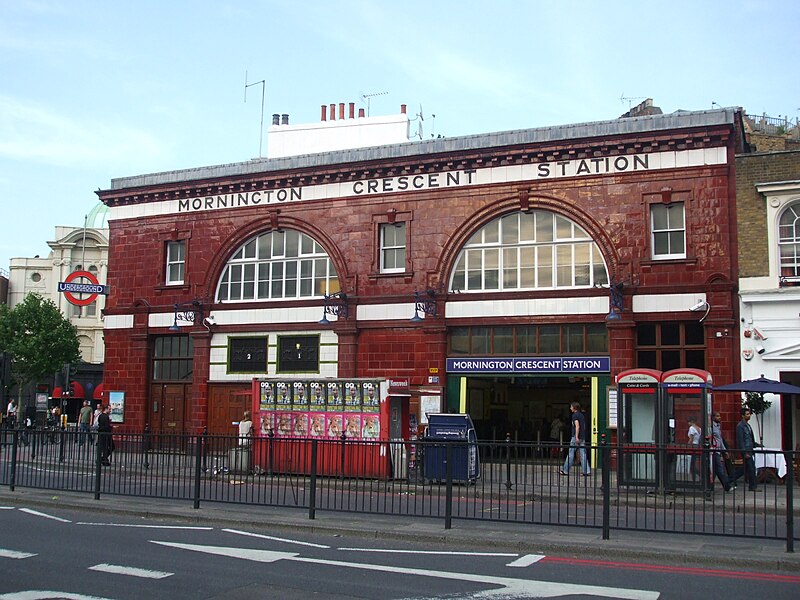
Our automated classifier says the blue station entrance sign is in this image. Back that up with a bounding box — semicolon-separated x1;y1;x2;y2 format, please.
446;356;610;374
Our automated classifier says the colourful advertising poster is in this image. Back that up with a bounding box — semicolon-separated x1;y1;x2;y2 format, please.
343;381;361;412
309;413;326;437
361;413;380;439
292;381;309;411
259;381;275;411
362;381;379;413
258;412;274;436
326;381;343;411
275;412;293;437
275;381;292;408
309;381;326;411
326;413;343;438
293;412;309;437
344;413;362;439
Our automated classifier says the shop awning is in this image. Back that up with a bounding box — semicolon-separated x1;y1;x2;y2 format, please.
71;381;85;399
51;386;63;398
93;383;105;400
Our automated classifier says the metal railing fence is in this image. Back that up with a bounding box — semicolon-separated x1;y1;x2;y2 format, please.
1;426;796;551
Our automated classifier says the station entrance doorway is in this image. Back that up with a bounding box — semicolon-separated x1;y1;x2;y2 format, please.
445;373;611;446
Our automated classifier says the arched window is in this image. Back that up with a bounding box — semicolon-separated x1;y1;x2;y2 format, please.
779;203;800;281
216;229;339;302
450;211;609;292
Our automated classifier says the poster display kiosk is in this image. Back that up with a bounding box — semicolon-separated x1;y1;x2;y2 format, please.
249;378;406;478
616;368;713;492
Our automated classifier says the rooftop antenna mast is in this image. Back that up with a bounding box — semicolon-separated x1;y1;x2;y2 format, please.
360;91;388;116
244;71;266;158
619;93;646;110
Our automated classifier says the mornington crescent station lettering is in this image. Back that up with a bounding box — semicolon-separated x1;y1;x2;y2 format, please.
446;357;610;374
153;148;727;216
179;188;303;212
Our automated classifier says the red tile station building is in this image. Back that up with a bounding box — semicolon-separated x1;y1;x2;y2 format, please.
97;101;745;447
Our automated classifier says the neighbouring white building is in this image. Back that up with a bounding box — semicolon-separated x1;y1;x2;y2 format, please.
7;202;109;413
735;127;800;450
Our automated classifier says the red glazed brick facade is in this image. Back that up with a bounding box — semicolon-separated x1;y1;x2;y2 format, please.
98;108;745;437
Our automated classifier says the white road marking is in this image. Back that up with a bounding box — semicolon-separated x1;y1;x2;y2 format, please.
223;528;330;548
151;541;296;563
77;522;212;530
0;506;16;510
339;547;517;557
18;509;71;523
0;592;114;600
89;563;173;579
507;554;545;567
153;540;660;599
0;548;37;559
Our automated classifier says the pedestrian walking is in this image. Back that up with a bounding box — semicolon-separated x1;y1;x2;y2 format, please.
560;401;590;477
97;405;113;466
687;416;701;482
711;411;734;492
5;399;17;429
735;407;759;491
78;400;93;445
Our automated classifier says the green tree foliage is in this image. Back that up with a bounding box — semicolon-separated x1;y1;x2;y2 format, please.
0;293;81;401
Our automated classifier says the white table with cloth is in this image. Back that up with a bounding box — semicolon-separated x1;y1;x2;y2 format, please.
754;448;788;481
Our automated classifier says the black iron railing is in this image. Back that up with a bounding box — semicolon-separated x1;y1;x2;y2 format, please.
0;425;796;551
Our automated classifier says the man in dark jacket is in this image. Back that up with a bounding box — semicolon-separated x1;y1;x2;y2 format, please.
735;407;758;491
97;405;113;466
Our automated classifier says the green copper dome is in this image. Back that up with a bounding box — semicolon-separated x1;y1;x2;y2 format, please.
86;202;109;229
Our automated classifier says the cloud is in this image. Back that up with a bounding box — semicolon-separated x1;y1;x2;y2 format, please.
0;94;165;168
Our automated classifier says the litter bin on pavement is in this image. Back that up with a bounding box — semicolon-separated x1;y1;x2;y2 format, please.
228;446;251;474
423;413;480;483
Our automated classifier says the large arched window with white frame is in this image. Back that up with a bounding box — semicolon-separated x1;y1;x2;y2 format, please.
449;210;609;292
779;202;800;283
216;229;339;302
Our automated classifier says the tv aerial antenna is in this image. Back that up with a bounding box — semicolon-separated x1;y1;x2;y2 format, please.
619;93;646;110
244;71;266;158
360;91;388;116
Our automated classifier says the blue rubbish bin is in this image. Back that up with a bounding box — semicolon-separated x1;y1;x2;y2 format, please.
423;413;480;482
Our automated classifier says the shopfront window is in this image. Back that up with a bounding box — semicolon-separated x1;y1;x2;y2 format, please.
450;210;609;292
216;229;339;302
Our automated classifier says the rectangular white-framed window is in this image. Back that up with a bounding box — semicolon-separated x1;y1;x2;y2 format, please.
166;240;186;285
650;202;686;260
380;222;406;273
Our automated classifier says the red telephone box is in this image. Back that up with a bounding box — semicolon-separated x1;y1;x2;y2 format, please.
616;368;713;493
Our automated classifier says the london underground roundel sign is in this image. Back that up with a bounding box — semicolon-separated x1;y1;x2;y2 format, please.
58;270;109;306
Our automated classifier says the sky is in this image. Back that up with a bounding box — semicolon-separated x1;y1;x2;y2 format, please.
2;0;799;271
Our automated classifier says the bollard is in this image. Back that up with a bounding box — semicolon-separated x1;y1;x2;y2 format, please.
10;429;18;491
444;442;453;530
309;439;318;520
505;432;513;490
193;431;203;509
340;431;347;479
142;424;151;469
58;424;66;463
786;451;794;553
601;433;610;540
268;429;275;477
